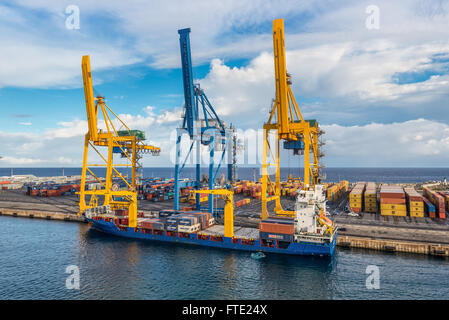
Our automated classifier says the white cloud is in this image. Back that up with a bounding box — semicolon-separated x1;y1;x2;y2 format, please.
0;156;45;165
0;105;182;167
2;113;449;167
200;54;274;126
156;108;183;124
322;119;449;166
1;1;448;120
44;119;87;139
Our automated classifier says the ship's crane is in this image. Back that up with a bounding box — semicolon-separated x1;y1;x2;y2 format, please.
261;18;323;220
174;28;233;214
193;189;234;238
78;55;160;228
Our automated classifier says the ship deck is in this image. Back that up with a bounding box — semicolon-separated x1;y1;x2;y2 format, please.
199;225;260;240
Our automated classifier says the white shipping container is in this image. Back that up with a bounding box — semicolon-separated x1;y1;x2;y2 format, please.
178;224;200;233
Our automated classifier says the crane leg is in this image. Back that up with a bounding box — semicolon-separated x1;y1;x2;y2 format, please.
128;192;137;228
224;197;234;238
104;133;113;206
208;134;214;213
79;134;90;214
304;129;310;188
275;130;282;213
174;131;181;211
261;128;269;220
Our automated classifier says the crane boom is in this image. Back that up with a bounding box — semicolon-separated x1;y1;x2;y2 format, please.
273;18;291;139
261;18;323;220
174;27;232;215
178;28;197;138
81;55;98;141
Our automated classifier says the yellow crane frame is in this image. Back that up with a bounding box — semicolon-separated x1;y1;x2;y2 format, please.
78;55;160;228
193;189;234;238
261;19;321;220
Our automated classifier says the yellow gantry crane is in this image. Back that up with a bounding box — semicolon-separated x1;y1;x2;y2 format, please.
261;18;323;220
78;55;160;228
194;189;234;237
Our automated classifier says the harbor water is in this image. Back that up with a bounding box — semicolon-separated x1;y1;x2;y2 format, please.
1;215;448;300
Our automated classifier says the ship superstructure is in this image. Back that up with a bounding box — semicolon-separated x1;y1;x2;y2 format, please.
294;185;337;245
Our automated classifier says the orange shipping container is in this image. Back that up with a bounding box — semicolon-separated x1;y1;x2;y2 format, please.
380;198;406;204
259;222;294;234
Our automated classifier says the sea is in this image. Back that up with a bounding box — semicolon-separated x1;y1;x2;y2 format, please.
0;167;448;300
1;167;449;183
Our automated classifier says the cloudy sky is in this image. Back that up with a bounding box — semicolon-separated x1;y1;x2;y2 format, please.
0;0;449;167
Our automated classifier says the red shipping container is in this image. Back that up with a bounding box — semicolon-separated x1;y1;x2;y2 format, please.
141;221;153;229
259;222;294;234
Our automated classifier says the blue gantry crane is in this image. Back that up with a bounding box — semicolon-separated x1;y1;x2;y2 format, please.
174;28;233;214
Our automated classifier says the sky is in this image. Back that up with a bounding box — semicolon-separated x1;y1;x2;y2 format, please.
0;0;449;168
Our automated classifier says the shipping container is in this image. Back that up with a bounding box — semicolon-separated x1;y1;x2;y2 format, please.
259;221;294;234
349;182;366;212
259;232;294;242
380;185;406;216
423;198;436;218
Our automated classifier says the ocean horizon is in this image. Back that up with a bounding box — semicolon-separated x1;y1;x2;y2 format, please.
1;167;448;183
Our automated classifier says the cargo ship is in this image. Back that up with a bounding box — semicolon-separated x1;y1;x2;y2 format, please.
84;185;338;257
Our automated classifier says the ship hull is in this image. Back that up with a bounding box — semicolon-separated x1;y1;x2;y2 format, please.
87;218;337;257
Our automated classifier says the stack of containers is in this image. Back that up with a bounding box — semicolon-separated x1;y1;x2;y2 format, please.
158;210;180;219
233;184;243;194
165;215;180;231
115;208;129;225
259;217;295;243
326;180;349;203
349;182;366;213
380;185;406;216
423;187;446;219
364;182;377;213
404;187;424;217
140;218;165;231
235;198;251;208
242;181;253;196
249;184;262;199
438;191;449;213
177;215;201;233
187;211;212;230
423;198;436;218
326;184;336;202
